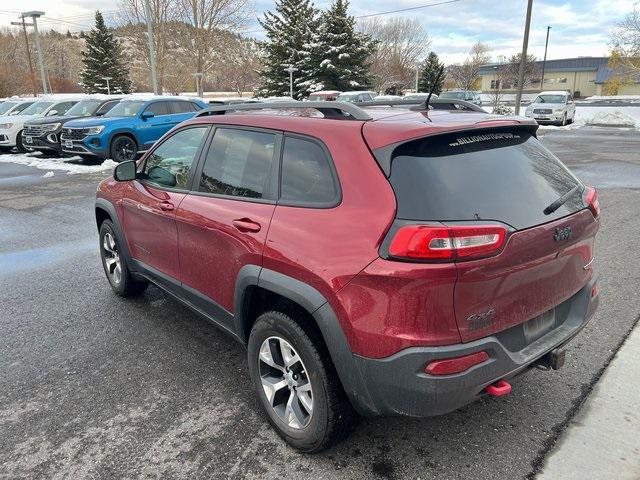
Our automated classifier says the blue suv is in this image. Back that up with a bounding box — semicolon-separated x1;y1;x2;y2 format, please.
60;97;207;162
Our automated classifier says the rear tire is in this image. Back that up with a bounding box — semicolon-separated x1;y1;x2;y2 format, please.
99;220;148;297
247;311;355;452
560;113;567;127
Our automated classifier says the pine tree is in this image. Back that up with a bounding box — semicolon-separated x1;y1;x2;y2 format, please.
80;11;132;94
257;0;319;99
299;0;375;94
419;51;445;94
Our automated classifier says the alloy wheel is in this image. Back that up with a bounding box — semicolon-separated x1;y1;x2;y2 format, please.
258;336;314;429
102;232;122;285
113;138;136;162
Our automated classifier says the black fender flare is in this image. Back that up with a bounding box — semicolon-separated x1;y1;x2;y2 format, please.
233;265;379;415
95;198;135;270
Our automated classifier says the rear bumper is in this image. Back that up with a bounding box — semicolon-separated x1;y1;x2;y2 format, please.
349;278;598;417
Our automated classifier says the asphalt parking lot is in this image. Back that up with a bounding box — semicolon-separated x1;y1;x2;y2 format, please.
1;127;639;480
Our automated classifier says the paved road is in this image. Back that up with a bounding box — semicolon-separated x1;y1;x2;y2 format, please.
1;128;639;480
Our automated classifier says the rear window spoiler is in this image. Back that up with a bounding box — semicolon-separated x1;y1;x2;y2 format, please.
372;123;540;177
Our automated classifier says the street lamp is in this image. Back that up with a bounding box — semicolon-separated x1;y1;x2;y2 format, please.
284;66;298;98
540;26;552;90
22;11;47;95
102;76;113;95
193;72;203;97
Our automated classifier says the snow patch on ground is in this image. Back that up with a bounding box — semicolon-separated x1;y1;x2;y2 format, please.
0;153;118;175
585;111;638;127
42;171;54;178
584;95;640;102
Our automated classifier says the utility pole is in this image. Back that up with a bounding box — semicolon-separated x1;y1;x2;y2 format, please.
22;11;47;95
514;0;533;115
102;76;113;95
11;19;38;96
415;65;420;92
284;66;298;98
193;72;203;97
540;26;551;90
143;0;159;94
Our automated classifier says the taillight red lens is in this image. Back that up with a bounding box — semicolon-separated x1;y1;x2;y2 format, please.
583;186;600;219
425;351;489;375
389;225;507;261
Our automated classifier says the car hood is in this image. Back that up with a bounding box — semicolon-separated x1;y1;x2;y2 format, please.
529;102;566;109
0;114;39;124
64;116;129;128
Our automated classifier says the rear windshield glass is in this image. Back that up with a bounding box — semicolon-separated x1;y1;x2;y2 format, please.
389;129;584;230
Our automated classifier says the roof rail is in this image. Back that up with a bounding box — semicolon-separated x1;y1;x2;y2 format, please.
195;101;372;121
358;98;486;113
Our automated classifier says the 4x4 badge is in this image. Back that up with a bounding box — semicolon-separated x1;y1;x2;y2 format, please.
554;226;572;241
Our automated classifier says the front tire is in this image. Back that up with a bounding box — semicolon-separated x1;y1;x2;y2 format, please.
247;311;354;452
109;135;138;163
15;131;27;153
560;113;567;126
99;220;148;296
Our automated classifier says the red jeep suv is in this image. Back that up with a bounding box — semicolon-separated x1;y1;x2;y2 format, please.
95;100;600;452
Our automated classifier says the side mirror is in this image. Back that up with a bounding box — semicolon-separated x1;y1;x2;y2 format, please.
47;110;58;116
113;160;137;182
141;111;154;120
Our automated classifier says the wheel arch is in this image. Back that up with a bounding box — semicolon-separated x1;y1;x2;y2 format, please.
95;198;134;268
234;266;378;415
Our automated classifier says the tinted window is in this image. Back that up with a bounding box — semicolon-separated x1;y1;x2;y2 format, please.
199;128;276;199
141;127;207;189
280;137;337;205
13;102;34;113
389;129;584;230
170;101;196;113
96;100;119;115
145;101;170;116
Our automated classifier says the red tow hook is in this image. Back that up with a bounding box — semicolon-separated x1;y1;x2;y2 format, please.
485;379;512;397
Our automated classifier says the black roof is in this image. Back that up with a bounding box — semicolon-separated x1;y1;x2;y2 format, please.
479;57;610;75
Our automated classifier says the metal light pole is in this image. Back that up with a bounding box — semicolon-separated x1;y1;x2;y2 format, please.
415;64;420;92
193;72;203;97
284;66;298;98
514;0;534;115
143;0;159;94
540;26;551;90
22;11;47;94
102;76;113;95
11;18;38;96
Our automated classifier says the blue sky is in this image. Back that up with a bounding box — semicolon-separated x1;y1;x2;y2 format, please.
1;0;636;63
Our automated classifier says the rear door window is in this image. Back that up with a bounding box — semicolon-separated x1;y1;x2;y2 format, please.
280;136;339;206
198;128;277;200
389;129;584;230
145;102;170;116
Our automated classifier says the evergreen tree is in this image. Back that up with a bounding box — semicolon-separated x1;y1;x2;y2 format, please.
80;11;132;94
418;51;445;94
257;0;319;99
299;0;375;94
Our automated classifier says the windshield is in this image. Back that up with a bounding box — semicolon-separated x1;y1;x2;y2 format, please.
533;95;567;104
20;101;54;115
440;92;466;99
65;100;104;117
389;129;584;230
0;102;17;115
105;101;144;117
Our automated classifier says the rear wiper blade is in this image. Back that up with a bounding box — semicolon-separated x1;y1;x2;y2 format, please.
543;185;582;215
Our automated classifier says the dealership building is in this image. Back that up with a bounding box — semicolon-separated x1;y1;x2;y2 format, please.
479;56;640;97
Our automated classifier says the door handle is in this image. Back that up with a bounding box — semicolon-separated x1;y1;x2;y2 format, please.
232;218;261;233
159;201;174;212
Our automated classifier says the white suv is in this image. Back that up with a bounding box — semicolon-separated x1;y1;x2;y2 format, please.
525;91;576;126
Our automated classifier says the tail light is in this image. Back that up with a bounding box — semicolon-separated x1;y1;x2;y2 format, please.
388;225;507;261
425;351;489;375
583;186;600;219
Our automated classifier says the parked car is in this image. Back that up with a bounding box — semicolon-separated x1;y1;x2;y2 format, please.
439;90;482;106
373;95;403;101
23;96;121;155
525;91;576;126
95;101;600;452
0;97;81;153
260;96;298;103
61;96;207;162
306;91;341;101
336;91;376;103
0;98;37;117
403;92;438;101
208;98;262;105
